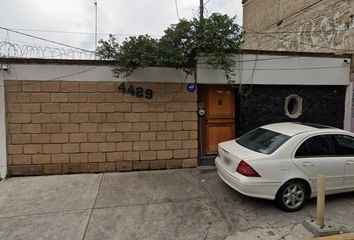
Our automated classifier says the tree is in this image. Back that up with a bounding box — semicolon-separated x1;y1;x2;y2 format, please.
96;13;243;82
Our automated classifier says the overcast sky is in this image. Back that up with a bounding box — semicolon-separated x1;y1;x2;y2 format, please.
0;0;243;58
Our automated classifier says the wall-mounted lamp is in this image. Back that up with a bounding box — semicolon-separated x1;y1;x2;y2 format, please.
1;65;9;72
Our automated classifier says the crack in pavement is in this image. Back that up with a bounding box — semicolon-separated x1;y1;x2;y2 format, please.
81;173;104;240
199;180;233;233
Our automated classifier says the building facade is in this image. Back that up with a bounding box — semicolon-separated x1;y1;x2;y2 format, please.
242;0;354;133
242;0;354;52
0;51;351;177
196;50;352;164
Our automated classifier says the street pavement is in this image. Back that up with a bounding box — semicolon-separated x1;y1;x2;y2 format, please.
0;168;354;240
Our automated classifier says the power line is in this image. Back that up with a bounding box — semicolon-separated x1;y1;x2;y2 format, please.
174;0;180;20
202;0;211;17
8;28;98;35
198;65;349;71
0;37;47;47
203;4;210;18
2;66;100;89
0;27;95;53
47;66;100;81
236;56;304;62
0;38;90;55
245;29;352;35
3;27;163;38
204;0;211;5
199;56;298;64
192;9;199;19
252;0;338;32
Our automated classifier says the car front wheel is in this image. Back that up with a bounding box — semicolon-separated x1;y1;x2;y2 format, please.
275;180;308;212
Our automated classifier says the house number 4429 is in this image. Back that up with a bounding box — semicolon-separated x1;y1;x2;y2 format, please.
118;83;153;99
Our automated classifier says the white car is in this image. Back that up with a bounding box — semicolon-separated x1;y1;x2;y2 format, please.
215;122;354;211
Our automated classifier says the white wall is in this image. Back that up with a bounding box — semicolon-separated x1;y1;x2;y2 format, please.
2;55;349;85
0;64;195;83
197;54;351;85
345;82;353;131
0;76;6;178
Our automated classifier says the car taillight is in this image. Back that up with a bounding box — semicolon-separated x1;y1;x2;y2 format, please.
236;161;260;177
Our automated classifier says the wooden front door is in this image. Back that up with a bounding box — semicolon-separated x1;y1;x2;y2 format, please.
205;85;235;155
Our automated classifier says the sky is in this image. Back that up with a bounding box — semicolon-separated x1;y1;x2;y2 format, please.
0;0;243;59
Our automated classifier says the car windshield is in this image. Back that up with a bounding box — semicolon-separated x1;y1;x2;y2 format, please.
236;128;290;154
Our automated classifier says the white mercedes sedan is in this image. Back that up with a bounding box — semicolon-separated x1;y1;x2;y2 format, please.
215;122;354;211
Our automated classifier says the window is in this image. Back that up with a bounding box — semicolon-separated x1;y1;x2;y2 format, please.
295;141;310;157
295;135;335;158
334;135;354;156
284;94;303;119
236;128;290;155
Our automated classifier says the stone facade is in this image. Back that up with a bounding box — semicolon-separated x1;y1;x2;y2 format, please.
5;81;198;176
237;85;346;135
242;0;354;52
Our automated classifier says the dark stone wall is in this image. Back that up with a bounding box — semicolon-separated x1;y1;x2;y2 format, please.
236;85;347;136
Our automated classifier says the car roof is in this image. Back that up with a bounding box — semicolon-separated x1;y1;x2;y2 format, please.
261;122;343;136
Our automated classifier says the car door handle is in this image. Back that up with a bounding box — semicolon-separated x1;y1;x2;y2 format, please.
302;162;314;167
345;160;354;165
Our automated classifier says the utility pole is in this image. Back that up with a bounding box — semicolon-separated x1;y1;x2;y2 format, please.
199;0;204;21
94;0;98;59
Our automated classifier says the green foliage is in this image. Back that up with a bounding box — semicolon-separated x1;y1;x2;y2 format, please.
97;34;159;77
159;19;196;75
197;14;243;82
96;34;119;59
97;13;243;81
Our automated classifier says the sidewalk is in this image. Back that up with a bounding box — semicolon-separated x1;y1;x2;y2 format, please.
0;168;353;239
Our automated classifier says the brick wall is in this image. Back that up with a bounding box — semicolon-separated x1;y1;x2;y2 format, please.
5;81;198;176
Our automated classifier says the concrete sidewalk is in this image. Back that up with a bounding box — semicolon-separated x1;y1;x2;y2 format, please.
0;168;354;240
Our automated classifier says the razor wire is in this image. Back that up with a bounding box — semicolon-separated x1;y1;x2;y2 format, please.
0;41;95;59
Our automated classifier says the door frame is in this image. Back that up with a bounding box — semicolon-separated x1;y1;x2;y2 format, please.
198;84;237;160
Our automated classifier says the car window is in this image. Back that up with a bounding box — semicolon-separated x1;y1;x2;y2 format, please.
295;135;335;158
236;128;290;155
295;141;310;157
334;135;354;156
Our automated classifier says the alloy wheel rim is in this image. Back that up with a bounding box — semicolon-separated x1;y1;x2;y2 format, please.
282;184;305;209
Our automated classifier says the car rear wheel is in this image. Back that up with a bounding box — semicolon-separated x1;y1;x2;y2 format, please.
276;180;308;212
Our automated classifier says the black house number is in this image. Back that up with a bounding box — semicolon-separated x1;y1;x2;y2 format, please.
118;83;153;99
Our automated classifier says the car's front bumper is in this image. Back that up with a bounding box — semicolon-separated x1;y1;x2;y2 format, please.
215;156;280;200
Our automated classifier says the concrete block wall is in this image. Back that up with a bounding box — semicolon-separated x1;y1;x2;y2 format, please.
243;0;354;52
5;81;198;176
